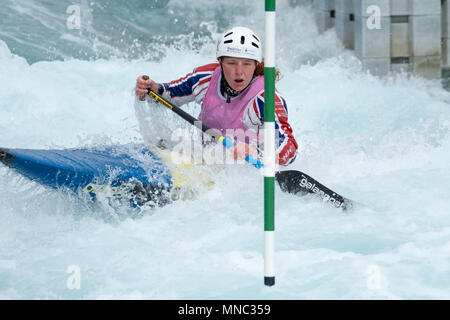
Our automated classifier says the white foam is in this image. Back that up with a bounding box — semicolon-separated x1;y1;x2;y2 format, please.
1;5;450;298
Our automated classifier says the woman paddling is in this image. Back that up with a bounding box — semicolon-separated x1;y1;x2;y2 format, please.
135;26;298;166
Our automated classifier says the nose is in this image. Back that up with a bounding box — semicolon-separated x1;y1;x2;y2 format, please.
234;62;244;75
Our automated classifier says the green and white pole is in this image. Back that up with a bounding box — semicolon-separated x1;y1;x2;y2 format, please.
264;0;276;287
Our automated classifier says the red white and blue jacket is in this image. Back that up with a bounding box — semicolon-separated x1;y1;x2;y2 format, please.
158;63;298;166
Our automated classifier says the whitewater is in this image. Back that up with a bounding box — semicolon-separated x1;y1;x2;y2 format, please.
1;0;450;299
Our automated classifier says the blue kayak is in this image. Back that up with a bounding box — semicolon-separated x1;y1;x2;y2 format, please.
0;145;173;206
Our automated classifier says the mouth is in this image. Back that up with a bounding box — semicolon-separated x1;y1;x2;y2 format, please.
234;79;244;85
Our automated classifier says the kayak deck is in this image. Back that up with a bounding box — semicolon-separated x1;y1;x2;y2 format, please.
0;145;173;207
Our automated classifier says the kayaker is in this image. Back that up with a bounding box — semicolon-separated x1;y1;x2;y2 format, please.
135;26;298;166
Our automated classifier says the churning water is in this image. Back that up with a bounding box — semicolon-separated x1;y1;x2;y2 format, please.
1;0;450;299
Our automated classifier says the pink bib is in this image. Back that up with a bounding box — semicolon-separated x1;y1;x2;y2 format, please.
199;66;264;141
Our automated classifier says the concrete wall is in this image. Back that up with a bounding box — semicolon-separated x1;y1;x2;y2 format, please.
307;0;445;79
442;0;450;85
313;0;335;33
354;0;391;76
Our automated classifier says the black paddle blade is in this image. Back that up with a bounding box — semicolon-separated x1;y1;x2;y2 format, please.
275;170;354;211
0;148;15;166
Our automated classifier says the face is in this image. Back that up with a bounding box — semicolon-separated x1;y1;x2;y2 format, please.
220;57;257;91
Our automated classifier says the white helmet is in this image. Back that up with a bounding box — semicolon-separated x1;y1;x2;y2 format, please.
216;26;262;63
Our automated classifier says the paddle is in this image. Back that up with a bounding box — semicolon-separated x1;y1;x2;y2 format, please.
142;76;355;210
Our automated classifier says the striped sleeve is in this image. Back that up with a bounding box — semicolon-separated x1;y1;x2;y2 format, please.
243;90;298;166
160;63;218;106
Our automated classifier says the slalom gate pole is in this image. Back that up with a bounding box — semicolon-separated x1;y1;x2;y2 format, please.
264;0;276;287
